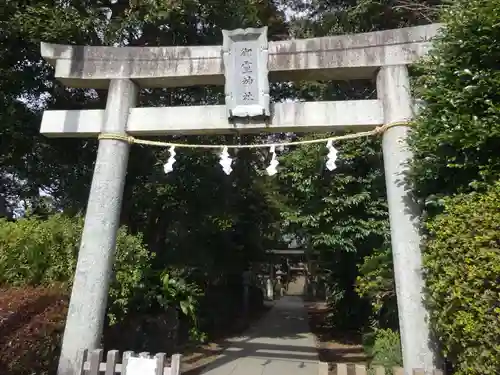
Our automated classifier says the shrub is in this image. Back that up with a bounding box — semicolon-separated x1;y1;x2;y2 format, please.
409;0;500;201
424;182;500;375
0;215;78;285
363;328;402;374
0;214;153;323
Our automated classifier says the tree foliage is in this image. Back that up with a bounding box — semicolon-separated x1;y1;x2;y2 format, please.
0;0;284;295
409;0;500;202
277;134;389;329
285;0;441;38
276;0;443;334
0;1;287;361
355;245;398;330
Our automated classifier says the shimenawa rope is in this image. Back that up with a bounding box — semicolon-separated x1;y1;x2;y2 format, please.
97;121;411;149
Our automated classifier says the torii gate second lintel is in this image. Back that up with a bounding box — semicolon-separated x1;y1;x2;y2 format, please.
41;24;443;375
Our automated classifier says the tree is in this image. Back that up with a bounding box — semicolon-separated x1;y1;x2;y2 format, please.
0;0;289;359
276;134;389;330
409;0;500;202
1;0;288;275
273;0;444;335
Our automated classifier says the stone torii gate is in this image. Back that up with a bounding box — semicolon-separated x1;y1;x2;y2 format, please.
40;24;442;375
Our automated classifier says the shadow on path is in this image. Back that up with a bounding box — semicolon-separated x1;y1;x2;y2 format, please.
198;295;319;375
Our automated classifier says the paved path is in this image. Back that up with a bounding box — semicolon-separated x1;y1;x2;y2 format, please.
200;295;318;375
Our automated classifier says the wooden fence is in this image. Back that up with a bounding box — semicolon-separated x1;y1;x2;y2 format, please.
319;362;444;375
78;351;445;375
79;349;181;375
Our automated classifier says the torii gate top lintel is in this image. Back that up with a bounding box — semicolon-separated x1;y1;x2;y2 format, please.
40;23;442;90
39;23;442;138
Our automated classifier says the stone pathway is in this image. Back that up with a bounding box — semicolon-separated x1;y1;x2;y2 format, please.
200;295;318;375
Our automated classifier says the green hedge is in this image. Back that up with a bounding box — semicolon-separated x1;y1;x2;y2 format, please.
408;0;500;373
424;183;500;375
0;214;153;323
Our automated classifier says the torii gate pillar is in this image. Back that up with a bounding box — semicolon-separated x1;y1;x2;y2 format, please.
378;65;437;373
57;79;138;375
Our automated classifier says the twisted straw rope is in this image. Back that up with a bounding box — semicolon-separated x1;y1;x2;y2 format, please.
97;121;410;149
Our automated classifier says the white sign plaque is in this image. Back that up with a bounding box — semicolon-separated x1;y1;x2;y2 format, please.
126;356;157;375
222;27;270;119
